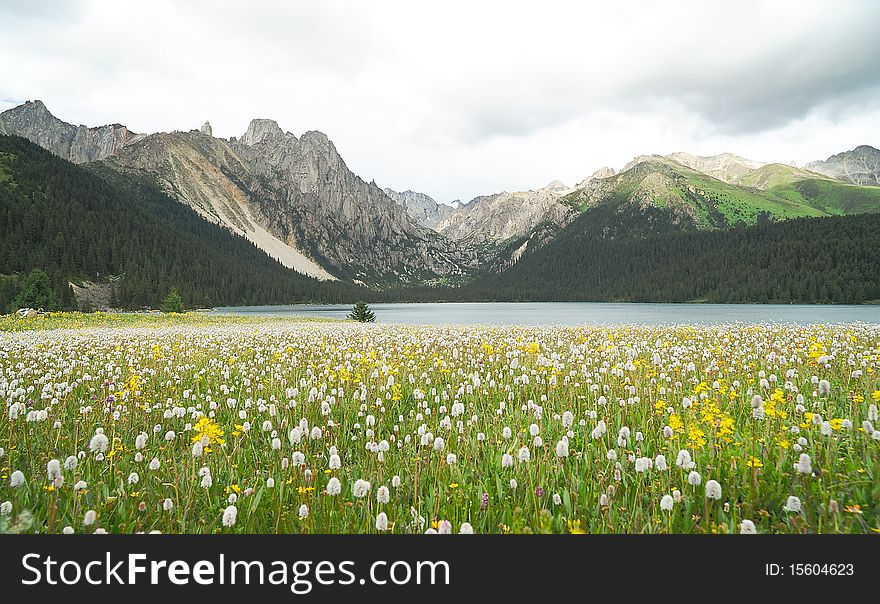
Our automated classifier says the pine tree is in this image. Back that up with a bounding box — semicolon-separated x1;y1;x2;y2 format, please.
9;268;60;312
348;300;375;322
160;287;183;313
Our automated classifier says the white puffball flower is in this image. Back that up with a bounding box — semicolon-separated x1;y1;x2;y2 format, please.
0;501;12;515
192;441;203;458
555;439;569;458
89;433;109;454
327;477;342;496
329;454;341;470
163;498;174;511
655;454;668;471
375;512;389;531
634;457;651;473
222;505;237;527
127;472;140;485
553;493;562;505
783;496;802;513
794;453;813;475
675;449;694;469
266;477;275;488
433;436;445;452
149;458;160;471
818;379;831;397
705;480;722;500
501;453;513;468
47;459;62;483
298;504;309;519
63;455;78;471
353;479;371;498
446;453;457;465
377;485;390;504
687;471;702;486
740;520;757;534
518;446;531;463
83;510;97;526
459;522;474;534
660;494;674;511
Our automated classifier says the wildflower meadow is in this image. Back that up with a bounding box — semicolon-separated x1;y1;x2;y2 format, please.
1;316;878;534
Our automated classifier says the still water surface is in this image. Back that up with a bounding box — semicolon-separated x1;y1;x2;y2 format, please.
213;302;880;325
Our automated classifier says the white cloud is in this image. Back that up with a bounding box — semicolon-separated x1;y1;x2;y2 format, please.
1;0;878;202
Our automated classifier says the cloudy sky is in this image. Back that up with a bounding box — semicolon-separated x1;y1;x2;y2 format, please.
1;0;879;202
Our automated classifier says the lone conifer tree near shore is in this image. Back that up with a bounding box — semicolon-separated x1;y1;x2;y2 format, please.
160;287;183;313
348;301;375;322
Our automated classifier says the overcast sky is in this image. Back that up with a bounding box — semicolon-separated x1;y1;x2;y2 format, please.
1;0;878;203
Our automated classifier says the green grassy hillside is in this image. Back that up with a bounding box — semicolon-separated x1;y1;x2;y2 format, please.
562;157;880;235
562;158;825;230
733;163;880;215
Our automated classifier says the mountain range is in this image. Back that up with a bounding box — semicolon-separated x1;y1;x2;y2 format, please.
1;99;879;307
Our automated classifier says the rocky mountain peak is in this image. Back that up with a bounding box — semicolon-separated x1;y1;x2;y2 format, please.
574;167;615;188
241;118;284;146
806;145;880;186
200;121;213;136
542;179;568;191
384;188;457;229
300;130;330;145
0;100;142;163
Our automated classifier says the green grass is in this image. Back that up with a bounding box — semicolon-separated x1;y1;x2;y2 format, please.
733;163;824;190
675;168;825;227
732;164;880;216
0;311;339;332
562;158;880;232
564;158;826;229
769;179;880;215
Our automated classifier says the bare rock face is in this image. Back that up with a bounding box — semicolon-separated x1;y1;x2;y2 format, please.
574;167;615;188
436;180;576;247
230;121;475;285
383;188;456;229
200;121;213;137
240;118;283;146
0;100;142;163
806;145;880;186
